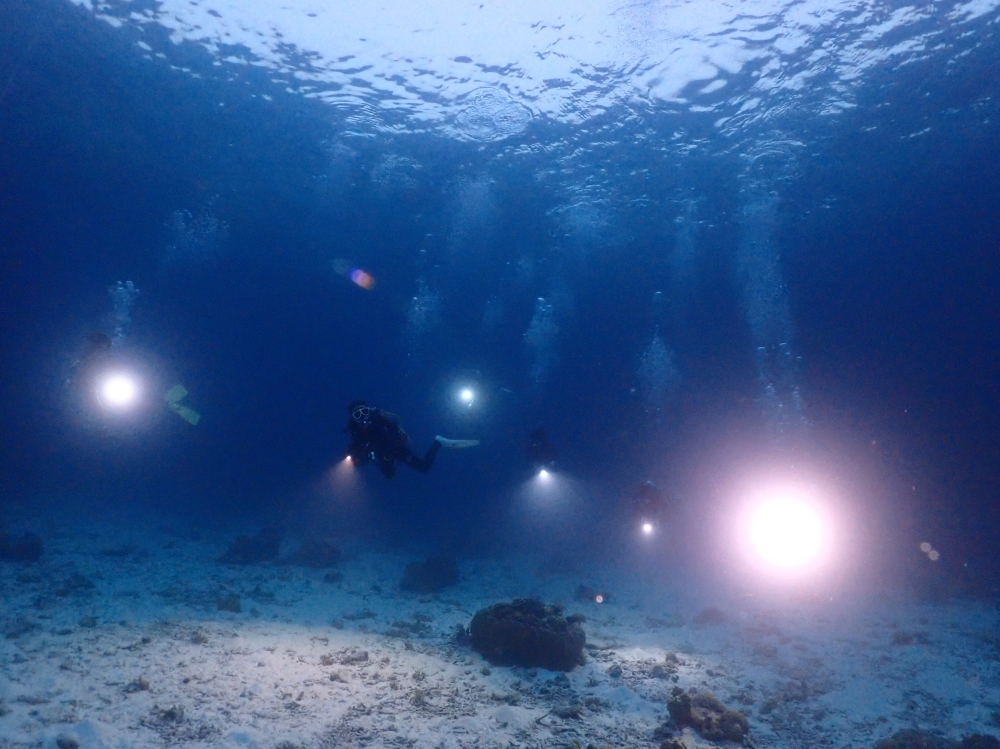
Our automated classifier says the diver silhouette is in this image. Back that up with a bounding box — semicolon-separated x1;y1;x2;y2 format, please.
65;332;112;389
525;427;557;469
345;401;478;479
632;480;669;527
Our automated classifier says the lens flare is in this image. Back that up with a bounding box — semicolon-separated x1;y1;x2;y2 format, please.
458;387;475;405
642;521;654;535
333;258;376;290
349;267;376;290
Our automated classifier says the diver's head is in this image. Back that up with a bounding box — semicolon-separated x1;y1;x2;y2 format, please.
88;332;112;351
529;428;548;446
635;481;662;504
349;400;372;427
526;427;556;468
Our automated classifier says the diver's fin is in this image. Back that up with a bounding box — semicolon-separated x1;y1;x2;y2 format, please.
436;436;480;449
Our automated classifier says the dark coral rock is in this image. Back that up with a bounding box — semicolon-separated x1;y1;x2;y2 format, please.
693;607;727;625
552;703;582;719
283;538;341;569
0;531;43;562
667;687;692;724
574;585;609;603
875;729;960;749
217;594;241;613
469;598;586;672
101;544;139;558
400;555;459;594
892;631;928;646
668;687;748;743
649;662;677;679
961;736;1000;749
148;704;185;723
963;737;1000;749
339;650;369;665
3;616;39;640
124;677;151;693
55;574;95;597
218;528;281;564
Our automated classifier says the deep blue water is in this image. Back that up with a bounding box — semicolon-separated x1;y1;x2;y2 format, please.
1;0;999;595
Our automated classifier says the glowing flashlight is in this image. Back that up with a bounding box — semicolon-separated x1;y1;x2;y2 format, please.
538;468;551;481
458;387;475;406
747;491;826;572
100;374;139;407
641;521;655;536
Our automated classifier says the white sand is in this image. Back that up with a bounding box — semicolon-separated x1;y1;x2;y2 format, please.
2;521;999;749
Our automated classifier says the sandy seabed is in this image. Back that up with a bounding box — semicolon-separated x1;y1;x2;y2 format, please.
1;519;999;749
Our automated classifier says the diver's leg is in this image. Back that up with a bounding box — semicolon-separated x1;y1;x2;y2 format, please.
378;455;396;479
399;439;440;473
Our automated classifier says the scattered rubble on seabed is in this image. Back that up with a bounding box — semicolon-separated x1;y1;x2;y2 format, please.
1;520;1000;749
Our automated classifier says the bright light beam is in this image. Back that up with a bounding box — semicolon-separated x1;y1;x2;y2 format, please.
458;387;475;406
100;374;139;408
525;467;557;498
334;455;357;483
746;492;827;573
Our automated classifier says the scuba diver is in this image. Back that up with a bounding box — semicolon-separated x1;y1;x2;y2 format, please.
526;427;557;470
632;480;669;532
65;332;113;393
346;401;478;479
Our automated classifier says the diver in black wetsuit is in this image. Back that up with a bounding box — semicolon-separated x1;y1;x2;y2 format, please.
525;427;557;470
632;480;669;529
345;401;478;479
65;332;112;390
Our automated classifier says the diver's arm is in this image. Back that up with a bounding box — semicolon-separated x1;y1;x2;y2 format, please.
347;440;372;465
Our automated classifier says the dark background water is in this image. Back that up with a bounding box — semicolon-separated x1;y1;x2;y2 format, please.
1;0;998;593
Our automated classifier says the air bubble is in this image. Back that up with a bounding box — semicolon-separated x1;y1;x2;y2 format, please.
456;87;531;141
